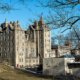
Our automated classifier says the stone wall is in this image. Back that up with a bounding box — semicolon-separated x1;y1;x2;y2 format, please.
43;58;65;76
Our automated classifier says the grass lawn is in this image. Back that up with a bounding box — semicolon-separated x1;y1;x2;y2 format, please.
0;63;52;80
0;63;80;80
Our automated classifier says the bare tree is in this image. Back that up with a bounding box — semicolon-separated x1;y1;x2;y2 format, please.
38;0;80;48
0;0;29;13
38;0;80;28
65;26;80;48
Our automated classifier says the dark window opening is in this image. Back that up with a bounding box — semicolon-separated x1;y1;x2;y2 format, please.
68;63;80;68
0;53;1;56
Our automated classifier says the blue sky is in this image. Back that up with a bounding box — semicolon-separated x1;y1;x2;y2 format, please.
0;0;49;29
0;0;80;39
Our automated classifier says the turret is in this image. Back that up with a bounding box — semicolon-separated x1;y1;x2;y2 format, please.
38;16;44;26
5;18;7;24
4;18;8;27
13;21;19;27
10;21;12;24
16;20;19;25
34;20;38;29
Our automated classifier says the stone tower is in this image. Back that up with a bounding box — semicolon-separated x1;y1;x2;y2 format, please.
28;17;51;65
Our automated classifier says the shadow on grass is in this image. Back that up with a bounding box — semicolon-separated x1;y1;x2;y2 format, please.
0;78;9;80
15;69;80;80
15;68;52;79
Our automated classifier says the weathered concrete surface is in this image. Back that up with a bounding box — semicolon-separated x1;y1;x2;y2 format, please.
43;58;65;76
72;68;80;78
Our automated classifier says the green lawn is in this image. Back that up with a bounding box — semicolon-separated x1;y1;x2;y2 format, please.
0;63;52;80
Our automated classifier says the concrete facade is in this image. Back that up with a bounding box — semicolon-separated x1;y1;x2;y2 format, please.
43;57;76;76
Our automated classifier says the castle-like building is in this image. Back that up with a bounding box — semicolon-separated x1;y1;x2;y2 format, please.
0;17;51;68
